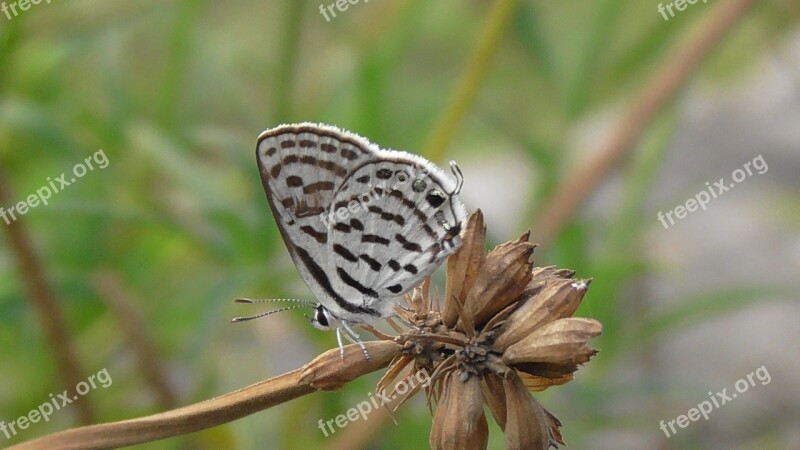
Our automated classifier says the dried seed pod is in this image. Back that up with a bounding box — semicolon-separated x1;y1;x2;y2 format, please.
433;373;487;450
444;210;486;327
503;372;550;450
517;371;573;391
494;278;591;351
377;211;604;448
481;372;508;430
463;234;535;327
502;317;602;367
299;340;401;390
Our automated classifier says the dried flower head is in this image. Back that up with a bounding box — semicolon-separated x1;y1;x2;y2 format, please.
377;210;602;449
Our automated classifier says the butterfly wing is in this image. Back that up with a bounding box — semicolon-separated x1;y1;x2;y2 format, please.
325;156;467;321
256;123;384;323
257;123;466;325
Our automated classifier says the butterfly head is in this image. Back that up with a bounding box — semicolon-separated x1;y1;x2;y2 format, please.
310;304;340;330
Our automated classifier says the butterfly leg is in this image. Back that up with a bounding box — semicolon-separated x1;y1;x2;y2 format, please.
340;321;371;361
391;312;422;332
335;326;346;359
395;303;414;313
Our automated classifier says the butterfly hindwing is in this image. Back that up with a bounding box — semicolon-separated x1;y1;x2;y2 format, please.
327;158;464;310
256;123;466;324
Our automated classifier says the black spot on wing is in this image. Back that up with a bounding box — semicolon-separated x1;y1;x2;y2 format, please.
294;246;377;315
362;234;390;246
295;205;325;218
395;234;422;252
333;222;352;233
299;140;316;148
359;254;382;272
326;213;366;235
303;181;335;194
340;147;359;161
300;226;327;243
387;284;403;294
337;267;379;298
426;192;446;208
333;244;358;262
367;206;406;226
403;264;418;274
350;218;364;231
386;190;437;240
300;156;347;177
270;163;282;178
286;176;303;187
275;154;347;178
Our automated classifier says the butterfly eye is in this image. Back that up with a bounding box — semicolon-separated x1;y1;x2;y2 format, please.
312;305;331;330
412;179;426;192
395;171;408;182
426;190;446;208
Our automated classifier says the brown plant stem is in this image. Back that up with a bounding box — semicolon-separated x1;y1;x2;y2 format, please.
533;0;758;243
91;271;178;409
0;168;95;424
9;341;400;450
324;390;403;450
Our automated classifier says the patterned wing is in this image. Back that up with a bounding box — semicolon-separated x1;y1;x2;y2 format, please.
257;123;467;325
325;154;467;320
256;123;384;323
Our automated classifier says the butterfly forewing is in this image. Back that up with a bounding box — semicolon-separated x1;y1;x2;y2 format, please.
256;123;466;325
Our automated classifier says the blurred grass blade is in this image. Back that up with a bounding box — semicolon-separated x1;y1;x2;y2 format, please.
422;0;520;163
630;286;793;345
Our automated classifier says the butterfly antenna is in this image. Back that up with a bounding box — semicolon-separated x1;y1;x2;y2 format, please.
235;297;316;305
448;161;464;195
231;304;314;323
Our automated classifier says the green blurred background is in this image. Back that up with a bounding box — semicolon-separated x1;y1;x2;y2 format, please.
1;0;799;449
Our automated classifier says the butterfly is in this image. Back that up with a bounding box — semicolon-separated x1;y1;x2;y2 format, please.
234;123;467;358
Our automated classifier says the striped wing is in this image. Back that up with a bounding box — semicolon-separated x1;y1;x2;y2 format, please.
256;123;466;324
327;158;466;317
